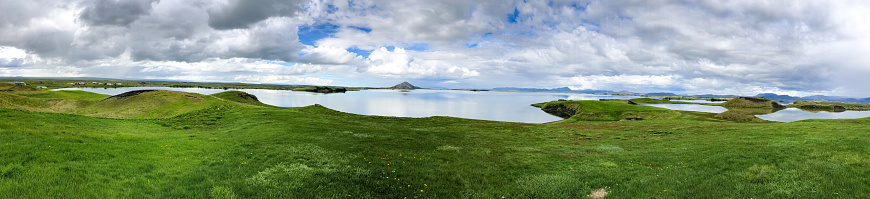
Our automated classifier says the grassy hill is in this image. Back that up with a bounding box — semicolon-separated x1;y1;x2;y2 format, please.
1;90;869;198
0;90;229;119
721;97;785;109
210;90;272;107
532;100;680;122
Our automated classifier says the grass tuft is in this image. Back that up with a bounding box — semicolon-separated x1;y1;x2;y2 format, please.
742;164;778;183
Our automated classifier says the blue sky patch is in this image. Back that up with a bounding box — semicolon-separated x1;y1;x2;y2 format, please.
350;26;372;33
571;2;589;12
405;43;431;51
347;47;372;58
326;4;338;14
261;60;299;66
298;23;340;46
507;8;520;23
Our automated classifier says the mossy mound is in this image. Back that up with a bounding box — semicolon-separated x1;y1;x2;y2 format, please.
211;91;270;107
721;97;784;109
532;100;679;122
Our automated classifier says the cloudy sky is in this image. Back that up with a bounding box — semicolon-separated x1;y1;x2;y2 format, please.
1;0;869;97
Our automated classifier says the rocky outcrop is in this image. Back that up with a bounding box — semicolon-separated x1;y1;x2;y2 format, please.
538;103;576;118
236;92;259;101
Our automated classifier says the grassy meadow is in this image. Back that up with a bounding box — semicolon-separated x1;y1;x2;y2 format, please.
1;88;869;198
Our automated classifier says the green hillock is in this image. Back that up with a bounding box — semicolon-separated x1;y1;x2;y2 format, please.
20;90;110;100
790;101;849;112
85;90;221;118
721;97;784;108
0;83;14;90
532;100;679;122
0;83;37;92
211;90;271;107
0;90;230;119
714;97;784;122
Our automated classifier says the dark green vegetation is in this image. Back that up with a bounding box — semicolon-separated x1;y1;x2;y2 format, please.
2;87;870;198
291;86;350;93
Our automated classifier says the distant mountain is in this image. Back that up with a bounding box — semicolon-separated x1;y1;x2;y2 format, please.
756;93;801;100
691;94;738;98
754;93;870;103
492;87;571;92
491;87;614;93
645;93;678;96
609;91;642;95
391;81;420;89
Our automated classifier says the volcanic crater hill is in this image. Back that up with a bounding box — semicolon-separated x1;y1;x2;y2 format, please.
391;81;420;89
0;89;273;119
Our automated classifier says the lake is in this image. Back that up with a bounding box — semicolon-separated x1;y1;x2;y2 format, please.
756;108;870;122
644;103;870;122
53;87;870;123
54;87;639;123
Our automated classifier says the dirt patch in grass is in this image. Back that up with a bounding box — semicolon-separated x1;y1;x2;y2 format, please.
590;188;608;198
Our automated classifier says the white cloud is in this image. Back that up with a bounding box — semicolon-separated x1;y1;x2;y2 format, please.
562;75;678;90
1;0;870;97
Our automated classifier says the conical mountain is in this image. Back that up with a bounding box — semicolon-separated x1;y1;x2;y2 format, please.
391;81;420;89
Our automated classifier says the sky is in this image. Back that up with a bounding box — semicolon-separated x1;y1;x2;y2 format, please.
1;0;869;97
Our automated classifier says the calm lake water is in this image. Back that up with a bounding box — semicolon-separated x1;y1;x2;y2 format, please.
53;87;870;123
670;100;725;104
55;87;637;123
756;108;870;122
644;103;870;122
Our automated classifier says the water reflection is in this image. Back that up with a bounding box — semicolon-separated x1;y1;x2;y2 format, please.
670;100;725;104
756;108;870;122
643;104;728;113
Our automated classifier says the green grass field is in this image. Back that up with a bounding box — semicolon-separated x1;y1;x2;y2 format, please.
1;89;869;198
